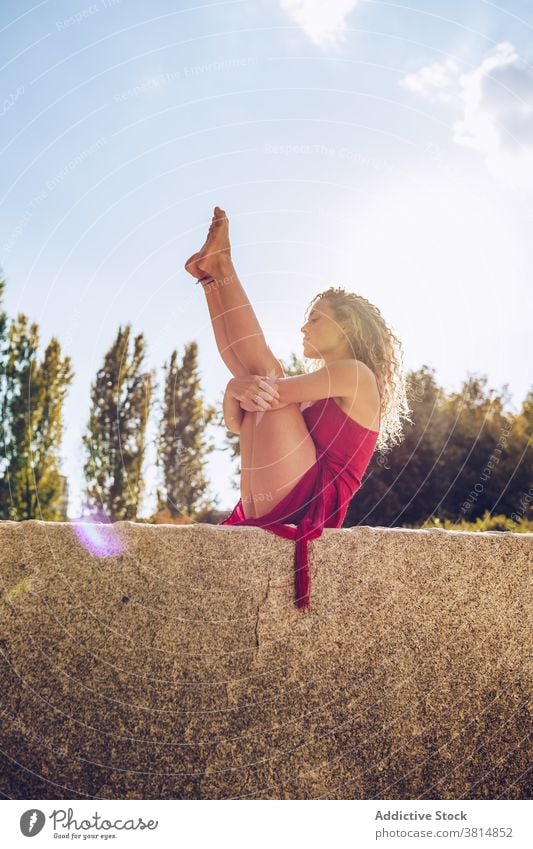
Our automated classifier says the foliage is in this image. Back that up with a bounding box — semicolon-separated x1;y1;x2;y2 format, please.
82;324;153;521
406;510;533;533
154;341;217;520
0;278;73;520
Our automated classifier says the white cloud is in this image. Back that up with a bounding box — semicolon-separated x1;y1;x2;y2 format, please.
400;43;533;189
454;42;533;187
399;58;461;102
279;0;360;49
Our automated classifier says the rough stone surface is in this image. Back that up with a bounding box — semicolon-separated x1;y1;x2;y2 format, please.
0;520;531;800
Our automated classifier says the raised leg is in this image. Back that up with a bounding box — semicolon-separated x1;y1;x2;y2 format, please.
196;271;249;377
185;207;318;520
185;207;283;377
205;258;282;376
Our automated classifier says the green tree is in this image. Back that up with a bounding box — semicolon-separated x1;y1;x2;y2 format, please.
155;341;216;520
491;387;533;522
0;308;73;520
433;375;514;521
0;273;6;349
82;325;153;520
29;338;73;519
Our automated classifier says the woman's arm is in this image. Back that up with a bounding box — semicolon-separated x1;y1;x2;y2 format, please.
269;359;370;407
223;382;244;434
222;362;370;428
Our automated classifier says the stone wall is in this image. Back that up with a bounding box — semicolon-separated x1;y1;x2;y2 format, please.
0;520;530;799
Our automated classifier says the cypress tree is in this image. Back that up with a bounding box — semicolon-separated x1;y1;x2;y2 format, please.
0;305;72;520
82;324;153;520
31;338;73;519
156;341;216;520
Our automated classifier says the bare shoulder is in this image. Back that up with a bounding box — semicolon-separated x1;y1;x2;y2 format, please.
333;359;377;391
334;360;381;430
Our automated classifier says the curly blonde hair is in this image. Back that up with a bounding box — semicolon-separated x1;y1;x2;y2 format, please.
304;286;412;452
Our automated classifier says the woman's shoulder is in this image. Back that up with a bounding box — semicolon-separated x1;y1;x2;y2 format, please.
333;358;379;390
337;361;381;429
350;360;380;396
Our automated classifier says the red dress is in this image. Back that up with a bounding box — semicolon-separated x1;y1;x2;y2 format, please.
219;396;380;612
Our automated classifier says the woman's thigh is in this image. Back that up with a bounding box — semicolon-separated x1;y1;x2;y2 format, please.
239;404;317;519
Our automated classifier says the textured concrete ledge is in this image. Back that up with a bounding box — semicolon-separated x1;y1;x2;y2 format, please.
0;520;531;800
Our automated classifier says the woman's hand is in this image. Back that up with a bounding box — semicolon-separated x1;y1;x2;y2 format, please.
228;375;281;412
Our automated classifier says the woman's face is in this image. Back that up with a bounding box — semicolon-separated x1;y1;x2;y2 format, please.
301;300;349;359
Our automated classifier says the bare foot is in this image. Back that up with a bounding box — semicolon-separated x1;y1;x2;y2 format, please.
184;206;231;281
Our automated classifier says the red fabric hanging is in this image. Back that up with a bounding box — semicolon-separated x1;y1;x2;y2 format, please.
219;397;380;611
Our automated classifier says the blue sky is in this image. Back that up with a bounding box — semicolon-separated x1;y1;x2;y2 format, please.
1;0;532;517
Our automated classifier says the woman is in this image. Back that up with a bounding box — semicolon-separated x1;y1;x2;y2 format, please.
185;207;410;611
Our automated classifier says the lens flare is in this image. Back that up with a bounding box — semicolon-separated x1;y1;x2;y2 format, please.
71;509;126;557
